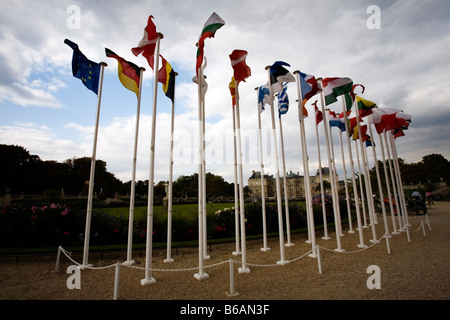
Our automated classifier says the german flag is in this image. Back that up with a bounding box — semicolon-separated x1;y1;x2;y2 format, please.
158;55;175;102
105;48;141;96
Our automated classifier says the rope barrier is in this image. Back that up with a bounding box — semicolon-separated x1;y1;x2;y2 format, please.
55;216;432;299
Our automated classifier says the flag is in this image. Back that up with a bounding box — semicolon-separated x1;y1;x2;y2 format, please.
196;12;225;75
229;50;251;82
278;83;289;118
313;100;323;125
321;77;353;106
365;134;375;147
131;15;158;69
369;108;411;134
392;128;405;139
258;83;271;113
269;61;295;93
105;48;141;96
356;96;377;118
329;110;345;131
229;77;236;107
157;55;175;102
64;39;101;94
298;72;321;101
352;124;368;142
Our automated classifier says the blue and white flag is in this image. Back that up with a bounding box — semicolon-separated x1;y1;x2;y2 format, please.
258;83;272;113
278;83;289;118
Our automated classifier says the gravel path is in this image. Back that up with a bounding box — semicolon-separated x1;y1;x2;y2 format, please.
0;201;449;303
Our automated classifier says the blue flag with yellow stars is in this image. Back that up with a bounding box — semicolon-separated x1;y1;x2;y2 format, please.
64;39;101;94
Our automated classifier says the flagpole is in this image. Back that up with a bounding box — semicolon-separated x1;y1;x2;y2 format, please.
367;122;391;253
338;94;366;248
313;102;330;240
266;66;287;265
389;133;411;230
255;87;270;252
383;131;402;233
234;78;250;273
165;72;178;263
141;33;163;286
232;90;241;255
377;129;399;235
124;66;145;267
294;71;317;257
194;54;208;281
325;109;344;239
354;136;368;228
337;123;354;233
81;61;107;268
278;111;293;247
202;79;209;260
317;80;344;252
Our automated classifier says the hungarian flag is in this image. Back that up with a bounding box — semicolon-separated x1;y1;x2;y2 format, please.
105;48;141;96
229;49;251;83
64;39;101;95
321;77;353;106
313;100;323;125
158;55;176;102
196;12;225;75
269;61;295;93
356;96;377;118
132;15;158;69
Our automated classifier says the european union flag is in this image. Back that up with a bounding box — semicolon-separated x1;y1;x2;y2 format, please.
64;39;101;94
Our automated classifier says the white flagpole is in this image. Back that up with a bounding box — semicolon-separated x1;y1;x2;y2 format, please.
367;122;391;253
294;71;317;257
82;61;107;268
141;33;163;286
194;58;209;281
326;109;344;239
255;87;270;252
377;130;399;235
339;95;366;248
266;65;286;265
202;82;209;260
389;133;410;229
383;131;402;233
354;137;368;228
165;72;178;263
337;124;354;233
313;103;330;240
124;66;145;267
278;111;293;247
317;81;344;252
234;78;250;273
232;91;241;256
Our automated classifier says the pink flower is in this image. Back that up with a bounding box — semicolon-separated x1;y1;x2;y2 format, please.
61;209;69;216
50;204;58;209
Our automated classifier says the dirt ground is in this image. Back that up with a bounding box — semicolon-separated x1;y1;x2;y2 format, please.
0;201;448;313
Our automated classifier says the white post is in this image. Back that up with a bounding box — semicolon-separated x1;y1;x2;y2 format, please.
202;85;209;260
165;72;178;263
113;262;120;300
124;67;145;267
255;87;270;252
278;114;293;247
266;66;286;265
339;95;366;248
317;83;344;252
354;138;368;228
82;61;107;268
140;33;163;286
234;78;250;273
232;94;241;256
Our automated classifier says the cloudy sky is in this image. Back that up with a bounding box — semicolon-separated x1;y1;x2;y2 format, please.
1;0;449;185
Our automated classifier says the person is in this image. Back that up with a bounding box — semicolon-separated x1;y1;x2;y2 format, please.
425;191;434;206
412;190;422;202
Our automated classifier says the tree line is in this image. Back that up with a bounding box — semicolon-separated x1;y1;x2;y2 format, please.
1;144;448;199
0;144;236;200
